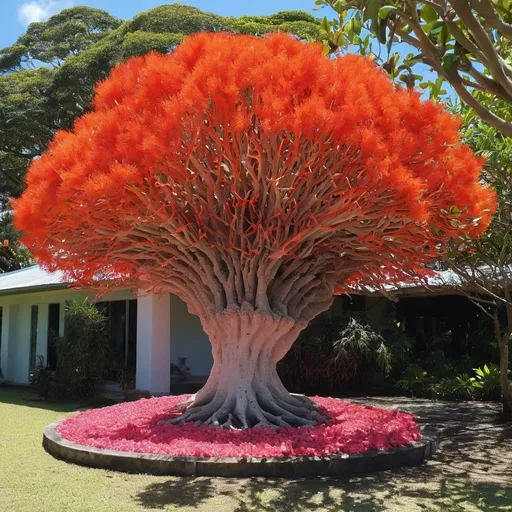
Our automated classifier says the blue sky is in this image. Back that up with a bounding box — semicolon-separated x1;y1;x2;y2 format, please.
1;0;318;48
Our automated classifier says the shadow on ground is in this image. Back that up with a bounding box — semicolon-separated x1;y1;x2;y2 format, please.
133;397;512;511
0;385;110;413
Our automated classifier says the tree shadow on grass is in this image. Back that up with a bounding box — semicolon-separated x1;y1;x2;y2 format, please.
132;397;512;511
0;385;116;413
132;468;512;512
233;468;512;511
134;477;229;509
0;386;82;413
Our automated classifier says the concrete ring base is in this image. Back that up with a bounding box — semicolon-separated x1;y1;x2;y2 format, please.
43;421;437;478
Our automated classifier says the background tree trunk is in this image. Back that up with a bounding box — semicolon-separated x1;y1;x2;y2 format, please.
499;340;512;415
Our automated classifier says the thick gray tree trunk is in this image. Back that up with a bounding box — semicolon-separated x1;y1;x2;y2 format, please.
169;308;328;428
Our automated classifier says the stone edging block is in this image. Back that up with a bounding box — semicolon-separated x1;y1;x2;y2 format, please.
43;420;437;477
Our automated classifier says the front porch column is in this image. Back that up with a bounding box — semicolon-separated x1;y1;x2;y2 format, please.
136;292;171;395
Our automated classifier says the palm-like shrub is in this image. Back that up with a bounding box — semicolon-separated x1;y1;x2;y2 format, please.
278;314;391;394
55;298;109;398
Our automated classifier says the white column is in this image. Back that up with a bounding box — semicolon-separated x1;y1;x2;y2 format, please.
136;292;171;395
1;305;10;380
36;304;49;367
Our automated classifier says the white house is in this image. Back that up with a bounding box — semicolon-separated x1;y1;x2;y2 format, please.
0;265;214;394
0;264;479;394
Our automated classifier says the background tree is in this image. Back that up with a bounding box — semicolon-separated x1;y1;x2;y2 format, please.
444;98;512;413
0;212;31;272
0;4;320;264
315;0;512;138
0;6;121;209
14;33;494;428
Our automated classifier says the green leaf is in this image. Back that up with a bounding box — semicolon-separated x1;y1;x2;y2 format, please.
352;18;362;35
450;205;460;215
377;18;387;43
333;29;346;46
379;6;397;20
423;20;444;35
364;0;380;23
332;0;347;14
321;16;331;33
420;5;438;22
442;52;461;71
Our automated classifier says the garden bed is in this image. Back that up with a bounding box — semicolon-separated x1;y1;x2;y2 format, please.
56;395;421;458
45;395;436;477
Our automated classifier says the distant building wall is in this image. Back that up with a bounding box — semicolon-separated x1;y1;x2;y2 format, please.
170;294;213;377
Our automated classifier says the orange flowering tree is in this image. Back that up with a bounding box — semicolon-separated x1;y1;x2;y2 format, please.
14;33;495;428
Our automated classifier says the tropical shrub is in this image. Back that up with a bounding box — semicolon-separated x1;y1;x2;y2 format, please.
278;314;392;394
472;364;503;401
54;298;110;399
331;316;391;380
430;374;476;401
397;365;433;398
30;355;57;399
397;363;506;402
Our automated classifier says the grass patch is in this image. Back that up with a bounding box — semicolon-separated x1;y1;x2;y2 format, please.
1;386;511;512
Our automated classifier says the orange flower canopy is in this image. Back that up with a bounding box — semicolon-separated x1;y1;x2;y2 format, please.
13;32;495;428
14;32;494;302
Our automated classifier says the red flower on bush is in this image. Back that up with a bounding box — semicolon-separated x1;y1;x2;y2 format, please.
57;396;421;458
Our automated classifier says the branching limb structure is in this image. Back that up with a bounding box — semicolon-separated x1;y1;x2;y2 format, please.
13;33;496;428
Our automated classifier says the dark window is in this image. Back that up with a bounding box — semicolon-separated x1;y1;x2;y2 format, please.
127;300;137;372
47;303;60;371
342;294;366;312
96;300;132;367
30;305;38;369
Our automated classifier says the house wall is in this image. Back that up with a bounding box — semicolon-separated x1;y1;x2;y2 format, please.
170;294;213;377
0;279;397;388
0;287;135;384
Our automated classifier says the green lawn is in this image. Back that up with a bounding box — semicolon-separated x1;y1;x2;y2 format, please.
1;387;512;512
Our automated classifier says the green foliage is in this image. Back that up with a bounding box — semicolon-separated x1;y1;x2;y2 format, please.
0;68;54;206
430;374;476;401
455;101;512;269
332;316;391;379
278;313;392;394
397;364;432;397
53;298;110;399
314;0;512;137
472;363;503;400
120;32;184;59
30;355;56;399
398;363;505;402
381;319;415;378
0;6;121;71
0;212;31;271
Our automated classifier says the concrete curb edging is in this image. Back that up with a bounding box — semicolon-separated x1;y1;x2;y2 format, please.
43;421;437;477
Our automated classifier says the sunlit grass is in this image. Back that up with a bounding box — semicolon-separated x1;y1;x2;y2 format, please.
1;386;511;512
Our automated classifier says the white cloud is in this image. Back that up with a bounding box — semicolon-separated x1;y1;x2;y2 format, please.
18;0;75;26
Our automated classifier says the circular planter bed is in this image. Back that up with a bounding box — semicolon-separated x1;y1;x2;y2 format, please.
43;395;437;477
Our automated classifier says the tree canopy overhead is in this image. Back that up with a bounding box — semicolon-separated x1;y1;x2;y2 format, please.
14;33;495;428
0;4;319;216
315;0;512;138
0;6;121;72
